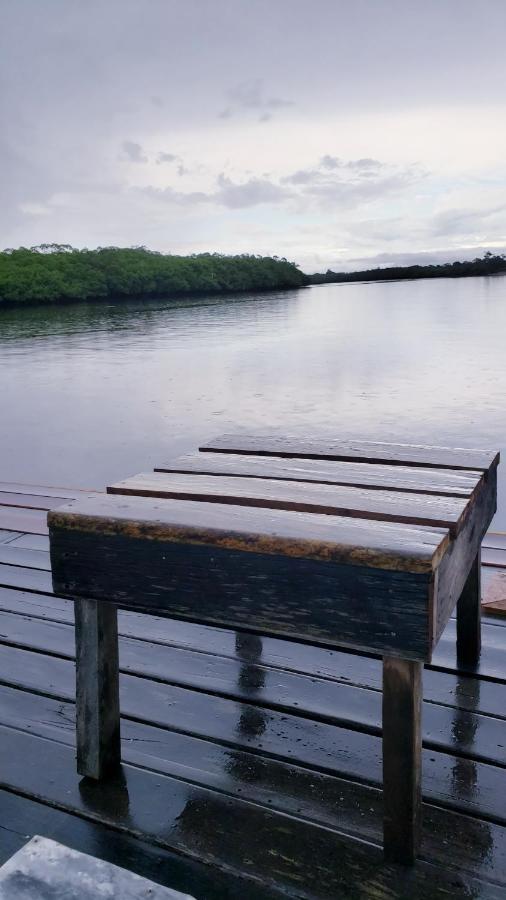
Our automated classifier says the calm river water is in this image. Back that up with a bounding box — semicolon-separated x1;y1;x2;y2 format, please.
1;277;505;526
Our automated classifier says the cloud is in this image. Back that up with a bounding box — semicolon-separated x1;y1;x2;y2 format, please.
138;156;420;214
280;158;423;208
430;204;506;237
320;155;341;170
156;151;178;164
121;141;148;163
219;78;293;120
215;173;292;208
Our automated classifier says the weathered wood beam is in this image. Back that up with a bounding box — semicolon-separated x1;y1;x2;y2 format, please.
382;657;423;865
75;598;121;780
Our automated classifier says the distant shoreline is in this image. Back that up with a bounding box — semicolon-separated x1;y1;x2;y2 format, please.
307;253;506;286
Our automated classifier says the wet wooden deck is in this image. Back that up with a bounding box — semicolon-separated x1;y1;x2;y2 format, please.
0;481;505;898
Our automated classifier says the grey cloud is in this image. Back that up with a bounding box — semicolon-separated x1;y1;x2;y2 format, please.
139;173;292;209
431;205;506;237
121;141;148;163
221;78;293;119
320;155;341;170
282;169;320;185
347;158;383;170
156;151;178;164
215;173;292;208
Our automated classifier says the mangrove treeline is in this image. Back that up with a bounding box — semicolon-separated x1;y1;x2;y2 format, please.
0;245;307;306
309;252;506;285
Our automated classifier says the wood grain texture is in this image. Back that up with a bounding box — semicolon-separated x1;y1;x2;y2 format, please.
4;533;49;551
51;529;434;659
0;545;51;571
0;530;23;545
75;598;121;779
382;658;422;865
155;452;482;497
49;494;448;574
0;507;49;536
0;492;69;511
1;725;504;900
435;466;497;641
200;433;500;472
109;471;470;534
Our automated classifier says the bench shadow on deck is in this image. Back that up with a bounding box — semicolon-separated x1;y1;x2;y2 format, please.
0;483;505;898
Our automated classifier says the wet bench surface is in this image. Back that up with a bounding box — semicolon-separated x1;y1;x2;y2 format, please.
49;435;499;867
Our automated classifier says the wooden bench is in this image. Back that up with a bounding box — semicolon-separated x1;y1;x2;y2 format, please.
48;435;499;866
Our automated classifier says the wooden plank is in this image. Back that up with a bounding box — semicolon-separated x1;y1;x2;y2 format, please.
0;482;99;499
200;434;500;472
49;494;448;573
0;564;53;592
382;658;422;864
0;726;504;900
109;472;470;535
2;678;506;872
0;545;51;571
5;534;49;551
0;507;48;536
74;598;121;779
0;836;193;899
0;791;265;900
155;452;482;497
0;492;69;511
0;530;22;545
482;547;506;568
434;465;496;642
1;613;506;778
483;533;506;551
50;529;435;659
482;569;506;617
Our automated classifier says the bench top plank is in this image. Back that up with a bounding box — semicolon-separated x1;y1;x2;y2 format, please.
48;494;449;573
155;452;482;497
200;434;499;472
109;471;470;535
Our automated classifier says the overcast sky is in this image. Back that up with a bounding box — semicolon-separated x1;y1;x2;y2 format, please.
1;0;505;271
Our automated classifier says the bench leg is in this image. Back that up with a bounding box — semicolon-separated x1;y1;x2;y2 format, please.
75;598;121;780
382;657;422;865
456;550;481;667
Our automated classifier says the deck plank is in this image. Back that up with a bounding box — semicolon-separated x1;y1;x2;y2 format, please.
0;721;504;898
0;492;69;511
0;604;505;784
0;507;49;536
0;791;272;900
0;584;504;722
0;530;23;545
